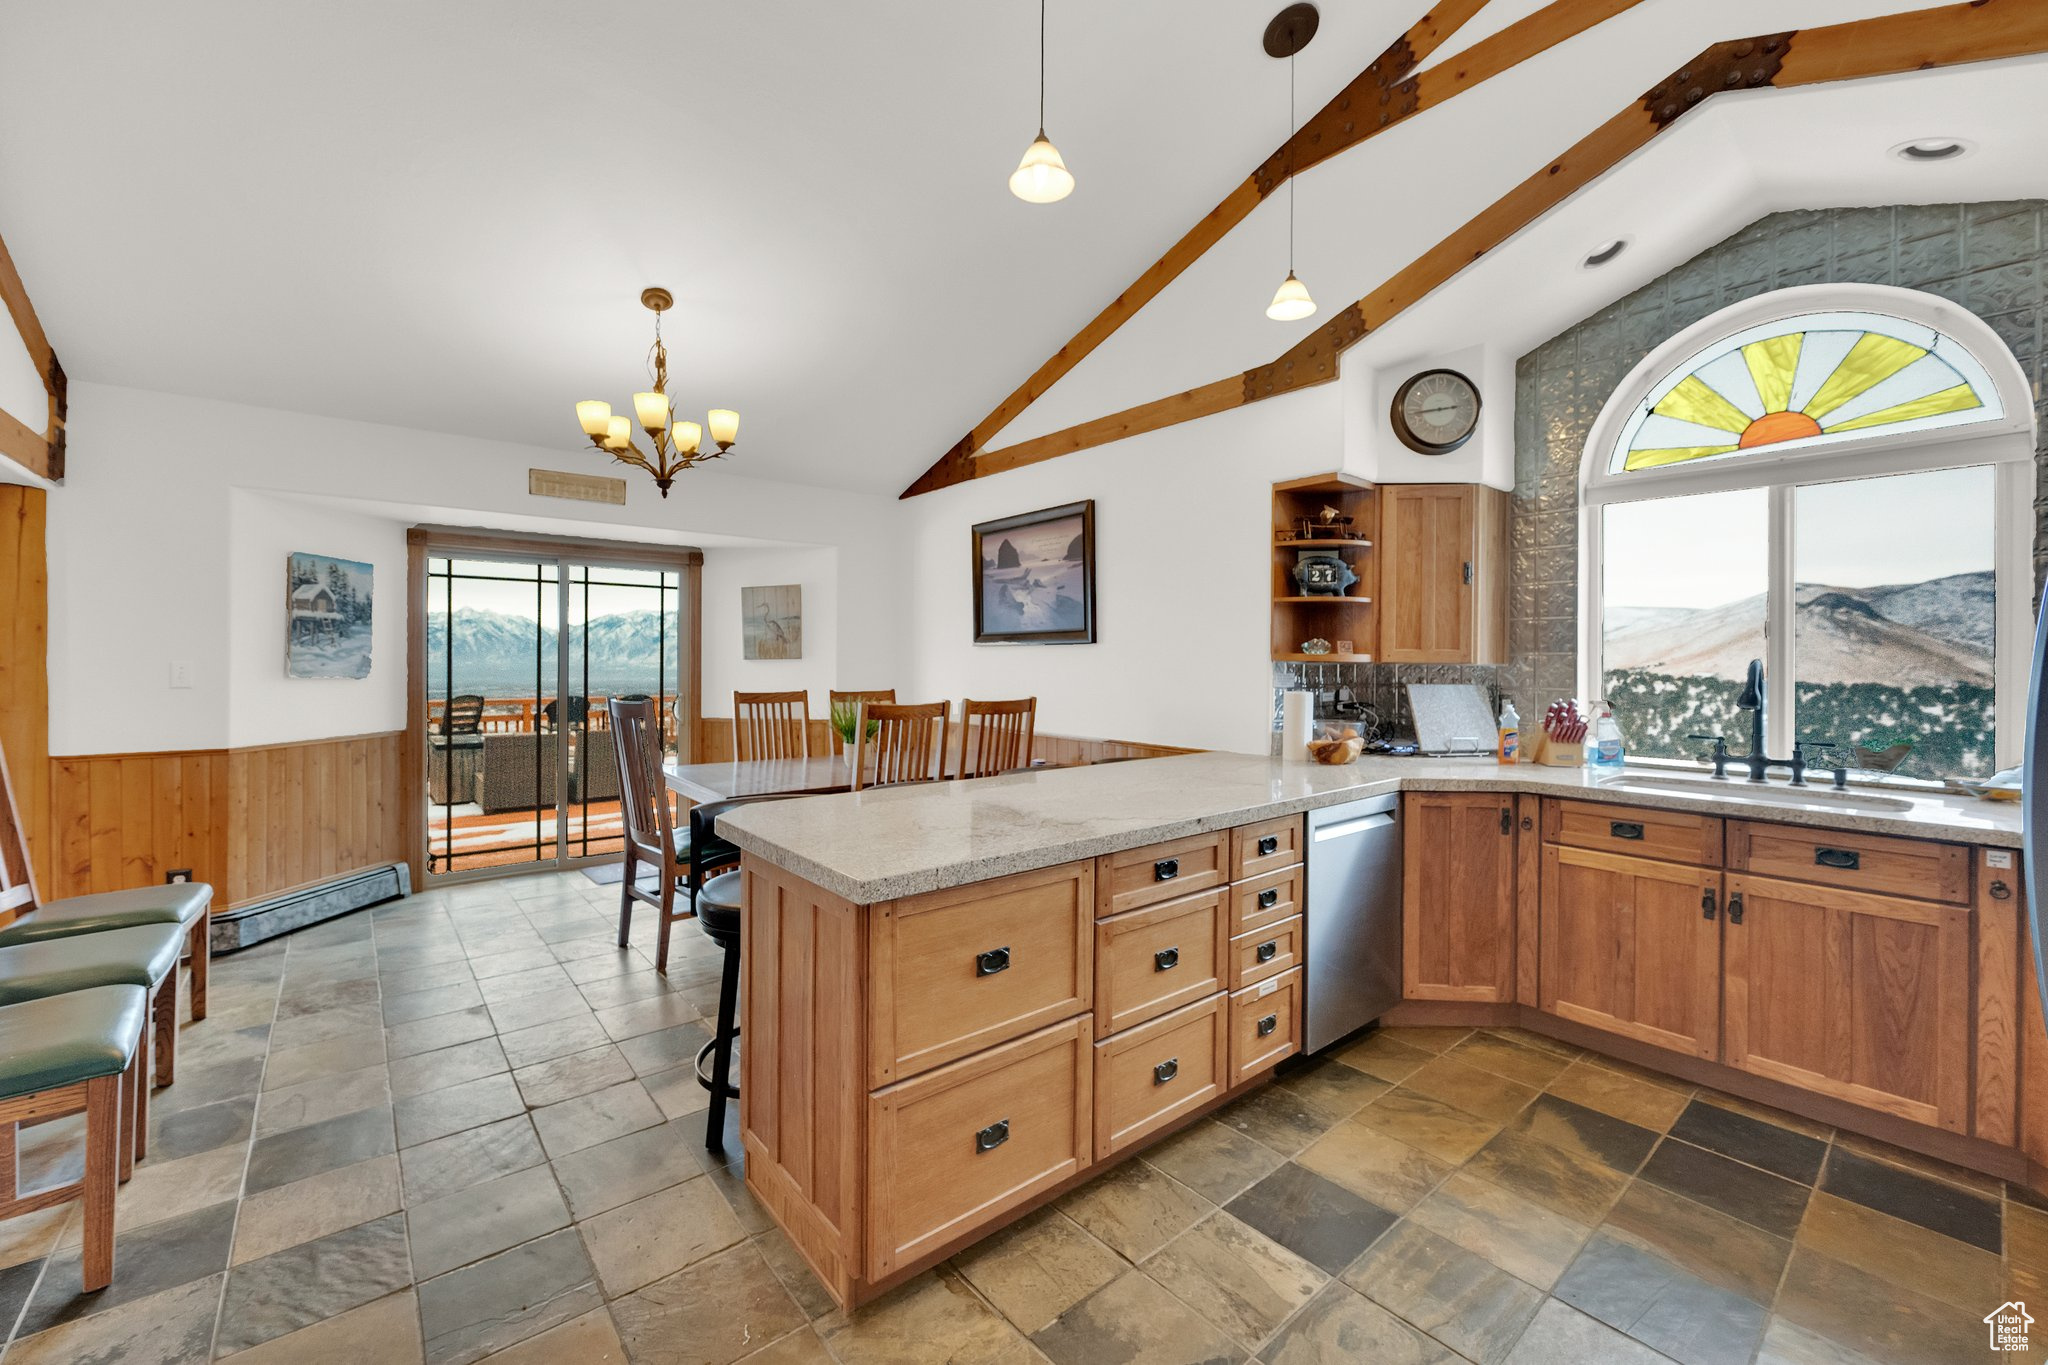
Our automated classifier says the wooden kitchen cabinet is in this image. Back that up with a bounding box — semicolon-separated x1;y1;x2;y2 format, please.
1723;872;1972;1133
1403;793;1515;1002
1377;484;1507;664
1539;845;1722;1059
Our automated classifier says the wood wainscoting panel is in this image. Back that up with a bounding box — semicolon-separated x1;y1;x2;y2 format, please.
50;751;229;902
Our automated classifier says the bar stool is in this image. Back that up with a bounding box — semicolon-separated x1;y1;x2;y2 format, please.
0;923;187;1091
0;883;215;1021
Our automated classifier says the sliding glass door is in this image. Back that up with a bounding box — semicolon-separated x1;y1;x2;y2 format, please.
414;533;697;883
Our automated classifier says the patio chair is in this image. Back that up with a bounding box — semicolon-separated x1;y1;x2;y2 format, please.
475;732;559;813
437;694;485;735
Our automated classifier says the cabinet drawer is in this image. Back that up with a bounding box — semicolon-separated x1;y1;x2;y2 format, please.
867;1016;1092;1278
1229;915;1302;990
1726;821;1969;904
1233;816;1304;880
1229;967;1302;1086
1545;799;1722;866
1095;889;1228;1039
1098;832;1229;918
1231;865;1301;936
868;861;1093;1087
1093;994;1228;1159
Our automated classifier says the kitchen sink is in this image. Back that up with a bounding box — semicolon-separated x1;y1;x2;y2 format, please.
1593;772;1916;814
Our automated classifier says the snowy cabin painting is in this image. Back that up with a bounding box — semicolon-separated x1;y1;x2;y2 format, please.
286;552;374;679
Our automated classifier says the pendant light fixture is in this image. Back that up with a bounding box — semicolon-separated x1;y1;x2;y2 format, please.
1009;0;1074;203
1264;4;1318;321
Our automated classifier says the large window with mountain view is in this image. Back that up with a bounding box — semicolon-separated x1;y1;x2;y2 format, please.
1584;296;2033;782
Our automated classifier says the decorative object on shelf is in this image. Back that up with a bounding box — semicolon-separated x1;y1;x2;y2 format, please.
1263;4;1319;322
741;585;802;660
1298;637;1331;655
972;500;1096;644
1333;639;1354;655
1390;368;1482;454
1290;552;1357;597
574;287;739;498
1009;0;1074;203
286;551;373;680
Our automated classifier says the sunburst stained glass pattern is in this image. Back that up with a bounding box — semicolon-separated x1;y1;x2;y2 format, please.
1612;311;2001;475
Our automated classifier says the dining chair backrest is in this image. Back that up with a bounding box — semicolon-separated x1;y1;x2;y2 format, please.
853;701;949;792
734;690;811;761
608;697;678;865
957;697;1037;779
827;688;896;755
440;694;485;735
0;738;38;916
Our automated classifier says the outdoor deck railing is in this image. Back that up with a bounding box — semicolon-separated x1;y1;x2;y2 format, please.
426;693;680;743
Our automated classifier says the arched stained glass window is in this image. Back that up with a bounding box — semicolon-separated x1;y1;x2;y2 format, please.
1610;310;2004;475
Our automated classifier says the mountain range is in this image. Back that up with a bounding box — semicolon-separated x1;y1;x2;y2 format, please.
1606;571;1993;687
424;607;678;694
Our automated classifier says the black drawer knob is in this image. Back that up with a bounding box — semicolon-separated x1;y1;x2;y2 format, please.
1153;1058;1179;1085
975;946;1011;977
1610;821;1645;841
1257;835;1279;856
1814;848;1860;870
975;1119;1010;1153
1154;947;1180;972
1256;940;1279;964
1257;888;1279;910
1154;858;1180;882
1257;1014;1278;1038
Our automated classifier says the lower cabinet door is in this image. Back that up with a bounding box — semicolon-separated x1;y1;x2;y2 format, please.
1229;967;1302;1085
1403;794;1515;1001
866;1016;1093;1279
1724;872;1971;1133
1539;845;1721;1059
1094;994;1228;1159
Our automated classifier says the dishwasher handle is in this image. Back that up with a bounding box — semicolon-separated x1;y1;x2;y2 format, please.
1312;812;1396;842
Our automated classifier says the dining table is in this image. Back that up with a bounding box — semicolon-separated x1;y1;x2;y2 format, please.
662;754;856;805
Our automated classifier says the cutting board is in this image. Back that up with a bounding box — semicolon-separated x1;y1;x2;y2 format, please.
1406;683;1497;757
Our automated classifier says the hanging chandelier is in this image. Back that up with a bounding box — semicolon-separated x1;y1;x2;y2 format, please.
574;287;738;498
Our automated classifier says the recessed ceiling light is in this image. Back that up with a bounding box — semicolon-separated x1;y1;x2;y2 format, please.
1890;137;1974;162
1580;238;1629;269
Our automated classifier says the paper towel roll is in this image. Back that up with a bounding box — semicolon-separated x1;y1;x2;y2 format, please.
1280;690;1313;762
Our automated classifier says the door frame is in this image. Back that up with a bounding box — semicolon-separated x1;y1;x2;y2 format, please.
404;526;703;890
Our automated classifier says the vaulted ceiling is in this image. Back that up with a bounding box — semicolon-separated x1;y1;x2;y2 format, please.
0;1;2040;499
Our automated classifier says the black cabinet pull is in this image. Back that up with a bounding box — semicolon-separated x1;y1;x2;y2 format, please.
1154;858;1180;882
1153;1058;1179;1085
1814;847;1860;871
1610;821;1645;841
1727;892;1745;925
1257;835;1279;857
1257;1014;1278;1038
974;1119;1010;1153
1992;879;2014;901
1257;888;1279;910
975;946;1011;977
1256;940;1279;963
1154;947;1180;972
1701;887;1717;921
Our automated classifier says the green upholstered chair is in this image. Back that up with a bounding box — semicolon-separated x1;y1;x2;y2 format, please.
0;883;213;1021
0;923;186;1089
0;986;148;1291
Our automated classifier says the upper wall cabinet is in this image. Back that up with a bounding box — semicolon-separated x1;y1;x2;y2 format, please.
1377;485;1507;664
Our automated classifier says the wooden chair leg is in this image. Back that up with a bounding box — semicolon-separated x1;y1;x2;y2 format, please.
118;1050;137;1184
0;1117;15;1203
617;848;637;948
81;1073;120;1292
151;981;176;1089
188;918;209;1022
655;877;675;976
127;1032;148;1166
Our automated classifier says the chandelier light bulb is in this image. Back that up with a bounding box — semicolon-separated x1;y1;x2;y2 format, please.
604;415;632;449
707;408;740;449
1266;271;1317;322
633;391;670;432
1010;132;1074;203
576;400;612;436
674;420;703;455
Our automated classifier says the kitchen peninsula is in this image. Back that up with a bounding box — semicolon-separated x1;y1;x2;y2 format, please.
717;752;2028;1310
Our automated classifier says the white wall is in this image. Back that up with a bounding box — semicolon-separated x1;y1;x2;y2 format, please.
46;382;906;755
700;545;840;716
899;386;1344;756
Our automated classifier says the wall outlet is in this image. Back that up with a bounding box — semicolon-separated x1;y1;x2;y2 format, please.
166;868;192;884
169;661;193;689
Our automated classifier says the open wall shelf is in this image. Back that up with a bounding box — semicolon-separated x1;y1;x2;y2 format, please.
1271;473;1376;663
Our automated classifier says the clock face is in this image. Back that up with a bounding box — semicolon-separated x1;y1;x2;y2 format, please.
1393;369;1481;454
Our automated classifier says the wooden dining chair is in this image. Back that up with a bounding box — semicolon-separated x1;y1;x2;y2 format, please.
852;702;949;791
608;697;691;973
957;697;1037;778
827;689;896;755
733;691;811;761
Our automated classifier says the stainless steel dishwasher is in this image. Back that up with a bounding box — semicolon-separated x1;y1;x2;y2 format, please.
1304;793;1403;1051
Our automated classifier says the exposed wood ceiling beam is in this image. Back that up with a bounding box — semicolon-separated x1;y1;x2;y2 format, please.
909;0;2048;496
0;231;63;482
905;0;1663;499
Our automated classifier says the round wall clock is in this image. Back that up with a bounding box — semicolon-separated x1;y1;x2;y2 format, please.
1390;368;1482;455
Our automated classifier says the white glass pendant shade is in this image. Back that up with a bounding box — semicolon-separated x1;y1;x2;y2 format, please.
707;408;739;448
1009;132;1074;203
1266;271;1316;322
576;400;612;436
674;420;703;455
604;415;632;449
633;391;670;432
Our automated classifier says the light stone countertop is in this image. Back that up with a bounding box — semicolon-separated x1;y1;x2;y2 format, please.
714;751;2024;905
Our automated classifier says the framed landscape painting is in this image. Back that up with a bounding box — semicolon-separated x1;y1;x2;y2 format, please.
286;552;374;679
972;500;1095;645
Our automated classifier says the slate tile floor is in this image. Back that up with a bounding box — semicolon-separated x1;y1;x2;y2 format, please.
0;870;2040;1363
